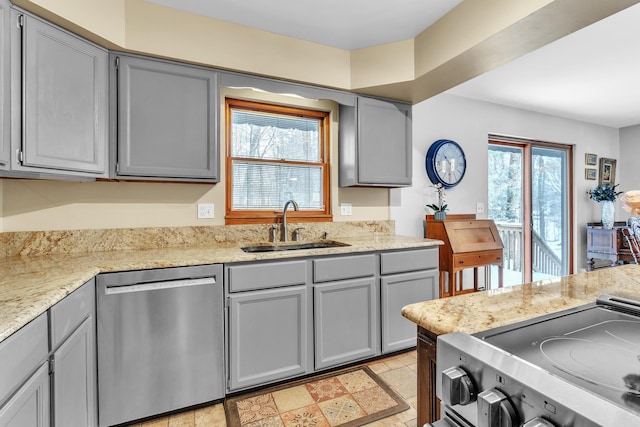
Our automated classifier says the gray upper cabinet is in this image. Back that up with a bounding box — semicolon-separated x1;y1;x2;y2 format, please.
0;0;9;170
112;54;219;181
339;96;412;187
10;11;108;177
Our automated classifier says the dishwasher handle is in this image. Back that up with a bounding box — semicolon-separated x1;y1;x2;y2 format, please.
105;277;217;295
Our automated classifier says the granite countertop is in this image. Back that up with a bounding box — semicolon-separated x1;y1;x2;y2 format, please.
0;234;440;343
402;263;640;336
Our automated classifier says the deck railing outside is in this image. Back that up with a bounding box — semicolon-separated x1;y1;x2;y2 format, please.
495;222;562;276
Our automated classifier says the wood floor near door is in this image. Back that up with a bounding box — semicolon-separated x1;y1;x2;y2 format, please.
131;351;418;427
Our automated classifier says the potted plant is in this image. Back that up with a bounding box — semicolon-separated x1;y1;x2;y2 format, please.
426;183;448;220
588;184;622;229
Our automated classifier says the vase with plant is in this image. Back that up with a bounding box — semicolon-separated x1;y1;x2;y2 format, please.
426;183;448;220
588;184;622;229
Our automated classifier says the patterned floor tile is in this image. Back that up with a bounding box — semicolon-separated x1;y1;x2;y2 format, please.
280;404;330;427
336;369;378;393
273;385;316;413
305;377;349;403
351;386;397;414
236;393;280;425
244;416;285;427
317;396;366;426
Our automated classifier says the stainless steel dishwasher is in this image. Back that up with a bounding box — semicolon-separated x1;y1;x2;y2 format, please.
96;264;224;426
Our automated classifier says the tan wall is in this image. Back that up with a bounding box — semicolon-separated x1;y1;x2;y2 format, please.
1;89;389;232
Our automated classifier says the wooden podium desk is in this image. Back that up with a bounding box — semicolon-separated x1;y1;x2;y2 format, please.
426;215;504;298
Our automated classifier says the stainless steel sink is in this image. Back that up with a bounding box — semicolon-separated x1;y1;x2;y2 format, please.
241;240;350;253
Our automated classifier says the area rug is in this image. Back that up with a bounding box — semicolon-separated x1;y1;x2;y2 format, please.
224;366;410;427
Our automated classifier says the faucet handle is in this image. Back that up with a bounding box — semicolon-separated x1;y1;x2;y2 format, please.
292;227;305;242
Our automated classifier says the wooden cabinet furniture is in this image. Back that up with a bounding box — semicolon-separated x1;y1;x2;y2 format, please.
10;10;108;178
0;0;9;170
586;222;634;270
339;96;412;187
111;53;219;182
426;215;504;297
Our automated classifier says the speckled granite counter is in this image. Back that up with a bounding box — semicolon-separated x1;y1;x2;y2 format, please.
0;230;440;343
402;264;640;336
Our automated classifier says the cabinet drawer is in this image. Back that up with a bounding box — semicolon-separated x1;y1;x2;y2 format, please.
50;279;94;349
454;251;503;269
380;248;437;275
228;260;307;292
313;254;375;283
0;313;48;404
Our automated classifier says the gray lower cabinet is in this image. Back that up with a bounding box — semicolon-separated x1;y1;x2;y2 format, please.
10;10;108;177
314;277;379;370
226;260;311;392
112;54;219;181
0;0;9;170
0;314;49;427
339;96;412;187
380;248;439;353
49;278;97;427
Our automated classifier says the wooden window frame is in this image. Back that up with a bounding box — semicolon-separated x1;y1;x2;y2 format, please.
225;98;332;225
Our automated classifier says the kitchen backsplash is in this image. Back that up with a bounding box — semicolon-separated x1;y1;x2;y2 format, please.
0;221;395;258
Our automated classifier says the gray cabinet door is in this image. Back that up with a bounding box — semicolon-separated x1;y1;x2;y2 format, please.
339;96;412;187
51;316;96;427
228;286;310;391
0;0;9;169
314;277;379;370
357;97;411;186
0;363;50;427
17;13;108;175
381;269;438;353
115;55;219;181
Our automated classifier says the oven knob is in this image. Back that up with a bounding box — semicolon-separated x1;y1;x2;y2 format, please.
522;418;556;427
477;388;519;427
442;366;477;406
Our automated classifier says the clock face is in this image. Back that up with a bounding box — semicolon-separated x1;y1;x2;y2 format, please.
425;139;466;188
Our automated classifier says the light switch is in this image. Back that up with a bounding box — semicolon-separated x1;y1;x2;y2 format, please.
197;203;214;219
340;203;352;216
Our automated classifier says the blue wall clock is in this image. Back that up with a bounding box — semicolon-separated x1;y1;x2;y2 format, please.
425;139;466;188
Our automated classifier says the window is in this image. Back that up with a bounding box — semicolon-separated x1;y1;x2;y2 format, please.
225;98;331;224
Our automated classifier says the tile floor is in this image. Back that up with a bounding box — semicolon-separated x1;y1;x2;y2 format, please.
130;350;418;427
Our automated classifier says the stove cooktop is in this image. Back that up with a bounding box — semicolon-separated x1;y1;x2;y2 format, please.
476;295;640;416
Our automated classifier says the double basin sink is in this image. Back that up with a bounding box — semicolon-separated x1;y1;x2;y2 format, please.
242;240;350;253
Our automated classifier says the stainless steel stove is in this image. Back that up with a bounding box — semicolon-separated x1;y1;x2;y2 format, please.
429;294;640;426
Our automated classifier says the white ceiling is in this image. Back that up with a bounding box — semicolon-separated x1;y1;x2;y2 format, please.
146;0;463;50
147;0;640;129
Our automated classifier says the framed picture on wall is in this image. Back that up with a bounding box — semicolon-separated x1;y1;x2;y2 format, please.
598;158;616;186
585;168;597;180
585;153;597;165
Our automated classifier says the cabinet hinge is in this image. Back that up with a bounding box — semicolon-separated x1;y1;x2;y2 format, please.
48;355;55;375
17;14;24;28
114;57;120;69
115;162;120;173
17;149;24;163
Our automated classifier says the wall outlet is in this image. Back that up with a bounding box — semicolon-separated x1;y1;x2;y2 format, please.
476;202;485;214
197;203;214;219
340;203;352;216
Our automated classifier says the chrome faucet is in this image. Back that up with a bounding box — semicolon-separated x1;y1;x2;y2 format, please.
281;199;299;242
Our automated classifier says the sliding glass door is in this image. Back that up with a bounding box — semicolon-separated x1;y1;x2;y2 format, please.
488;138;572;286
